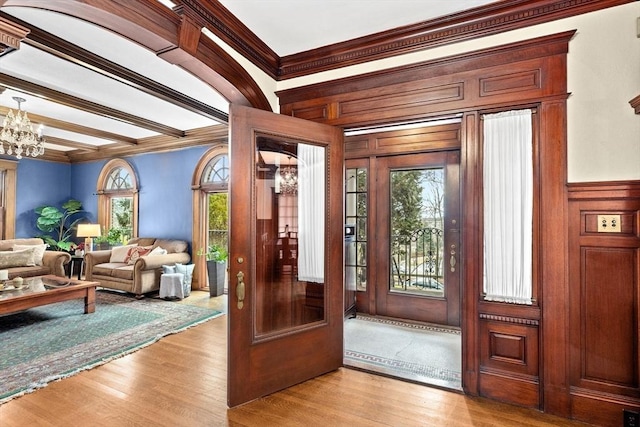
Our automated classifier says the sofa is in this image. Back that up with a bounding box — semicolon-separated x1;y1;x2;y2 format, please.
84;237;191;297
0;238;71;278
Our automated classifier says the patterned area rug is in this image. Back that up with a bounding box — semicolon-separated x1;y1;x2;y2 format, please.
344;315;462;390
0;290;223;404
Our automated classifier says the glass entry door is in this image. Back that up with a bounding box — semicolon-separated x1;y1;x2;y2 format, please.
375;151;460;326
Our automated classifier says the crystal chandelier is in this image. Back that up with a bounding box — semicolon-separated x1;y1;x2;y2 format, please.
278;156;298;196
0;97;45;159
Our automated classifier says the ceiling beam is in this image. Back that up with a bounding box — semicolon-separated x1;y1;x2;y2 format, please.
0;12;229;124
0;106;138;145
0;73;185;137
43;135;100;151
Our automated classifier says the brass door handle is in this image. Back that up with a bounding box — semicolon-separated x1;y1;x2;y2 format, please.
236;271;245;309
450;244;456;273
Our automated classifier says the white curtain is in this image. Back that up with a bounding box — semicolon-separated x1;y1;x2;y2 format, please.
483;109;533;305
297;143;325;283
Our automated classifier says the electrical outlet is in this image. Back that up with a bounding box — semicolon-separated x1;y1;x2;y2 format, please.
597;214;621;233
624;409;640;427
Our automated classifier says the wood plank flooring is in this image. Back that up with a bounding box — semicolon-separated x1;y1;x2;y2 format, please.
0;291;590;426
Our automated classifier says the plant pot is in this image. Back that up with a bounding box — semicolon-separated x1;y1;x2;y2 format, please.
207;260;227;297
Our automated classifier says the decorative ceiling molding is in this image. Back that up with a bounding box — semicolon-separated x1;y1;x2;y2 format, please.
0;14;28;57
0;106;136;145
194;0;633;80
279;0;632;78
178;0;280;79
630;94;640;115
0;73;185;137
66;124;229;163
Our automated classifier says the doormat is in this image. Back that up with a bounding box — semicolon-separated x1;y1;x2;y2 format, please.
344;314;462;390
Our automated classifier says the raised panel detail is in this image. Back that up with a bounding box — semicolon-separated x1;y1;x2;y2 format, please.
344;123;461;158
290;105;328;121
375;127;460;150
479;70;540;97
582;247;637;387
339;83;464;118
480;319;538;377
490;332;526;365
344;138;369;153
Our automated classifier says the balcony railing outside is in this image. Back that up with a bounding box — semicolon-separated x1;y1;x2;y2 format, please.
391;226;444;296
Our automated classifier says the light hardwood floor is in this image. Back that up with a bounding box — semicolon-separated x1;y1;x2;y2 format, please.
0;291;589;426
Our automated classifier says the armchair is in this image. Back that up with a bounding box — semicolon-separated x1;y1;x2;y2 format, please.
84;237;190;297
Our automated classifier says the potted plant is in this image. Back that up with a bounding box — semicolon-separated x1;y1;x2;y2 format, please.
94;227;125;250
35;199;87;251
200;244;228;297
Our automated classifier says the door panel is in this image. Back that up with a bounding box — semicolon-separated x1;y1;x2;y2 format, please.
375;151;460;326
228;105;344;407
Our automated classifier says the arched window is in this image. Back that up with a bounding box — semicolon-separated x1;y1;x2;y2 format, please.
192;146;229;290
202;153;229;191
97;159;138;241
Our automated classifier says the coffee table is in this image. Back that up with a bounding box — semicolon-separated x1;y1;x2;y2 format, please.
0;275;98;316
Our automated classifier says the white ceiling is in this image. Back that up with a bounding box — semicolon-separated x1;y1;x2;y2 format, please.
218;0;498;56
0;1;498;155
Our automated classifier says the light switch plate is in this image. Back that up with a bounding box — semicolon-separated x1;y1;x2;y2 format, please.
597;214;621;233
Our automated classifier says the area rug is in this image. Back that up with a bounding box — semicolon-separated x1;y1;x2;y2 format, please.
0;290;223;404
344;314;462;390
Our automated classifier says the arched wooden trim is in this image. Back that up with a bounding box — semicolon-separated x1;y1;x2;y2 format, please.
0;159;17;239
191;144;228;289
5;0;270;112
96;158;139;238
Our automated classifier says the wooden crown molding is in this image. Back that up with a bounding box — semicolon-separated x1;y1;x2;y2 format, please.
178;0;280;79
64;124;228;163
630;94;640;114
277;30;575;106
194;0;632;80
0;14;28;56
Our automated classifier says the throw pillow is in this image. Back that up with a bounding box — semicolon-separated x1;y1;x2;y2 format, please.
125;246;153;265
148;246;167;256
175;263;195;289
162;265;176;274
0;248;37;268
109;244;138;263
13;243;47;266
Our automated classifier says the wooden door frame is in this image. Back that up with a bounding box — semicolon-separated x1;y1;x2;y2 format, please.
372;150;461;326
280;32;572;415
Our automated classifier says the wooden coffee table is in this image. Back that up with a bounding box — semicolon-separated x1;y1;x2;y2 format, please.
0;275;98;316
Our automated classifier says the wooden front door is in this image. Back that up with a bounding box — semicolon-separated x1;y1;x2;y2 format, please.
375;151;461;326
227;105;344;407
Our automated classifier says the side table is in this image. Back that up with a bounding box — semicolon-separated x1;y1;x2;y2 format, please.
69;255;85;280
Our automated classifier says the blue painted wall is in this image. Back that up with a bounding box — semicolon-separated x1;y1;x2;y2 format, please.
16;159;72;238
15;146;211;252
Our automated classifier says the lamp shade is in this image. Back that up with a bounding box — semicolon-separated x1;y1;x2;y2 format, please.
77;224;101;238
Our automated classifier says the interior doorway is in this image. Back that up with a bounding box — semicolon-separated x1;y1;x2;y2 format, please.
343;125;463;390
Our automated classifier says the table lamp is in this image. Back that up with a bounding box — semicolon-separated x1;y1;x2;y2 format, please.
77;224;101;252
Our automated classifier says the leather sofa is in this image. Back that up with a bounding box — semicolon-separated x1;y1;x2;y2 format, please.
84;237;190;297
0;238;71;278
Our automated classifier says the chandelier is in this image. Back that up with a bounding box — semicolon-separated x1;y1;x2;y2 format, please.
0;97;45;159
278;156;298;196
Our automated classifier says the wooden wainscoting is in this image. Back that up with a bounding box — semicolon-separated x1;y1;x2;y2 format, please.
568;181;640;426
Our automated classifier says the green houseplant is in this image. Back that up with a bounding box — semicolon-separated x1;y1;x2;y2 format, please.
199;244;228;297
94;227;125;249
35;199;86;251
